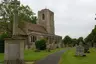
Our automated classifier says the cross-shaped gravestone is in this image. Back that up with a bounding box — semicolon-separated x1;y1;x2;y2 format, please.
11;0;20;35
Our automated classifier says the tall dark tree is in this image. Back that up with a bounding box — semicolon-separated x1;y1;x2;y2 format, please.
62;35;72;46
72;38;78;46
77;37;84;44
84;25;96;47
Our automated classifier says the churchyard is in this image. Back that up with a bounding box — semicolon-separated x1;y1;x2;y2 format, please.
0;0;96;64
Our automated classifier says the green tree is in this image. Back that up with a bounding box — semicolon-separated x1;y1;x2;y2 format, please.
18;5;37;24
71;38;78;46
0;2;37;36
0;32;9;40
77;37;84;44
84;25;96;47
62;35;72;46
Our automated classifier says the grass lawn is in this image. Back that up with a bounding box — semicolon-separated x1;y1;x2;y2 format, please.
0;53;4;62
59;48;96;64
0;48;64;62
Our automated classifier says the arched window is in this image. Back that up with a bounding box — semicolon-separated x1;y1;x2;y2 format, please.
31;36;36;42
33;36;36;42
42;14;45;20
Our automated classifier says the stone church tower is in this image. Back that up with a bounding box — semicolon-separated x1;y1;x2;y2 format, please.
37;9;55;34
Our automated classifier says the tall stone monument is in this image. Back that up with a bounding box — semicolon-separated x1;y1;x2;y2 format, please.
4;0;25;64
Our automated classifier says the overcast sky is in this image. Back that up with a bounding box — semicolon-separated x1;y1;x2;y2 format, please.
20;0;96;38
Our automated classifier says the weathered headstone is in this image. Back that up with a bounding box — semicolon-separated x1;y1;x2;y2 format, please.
93;43;96;48
84;43;90;53
46;44;51;52
75;42;85;56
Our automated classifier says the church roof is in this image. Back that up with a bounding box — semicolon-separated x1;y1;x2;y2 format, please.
25;22;47;34
18;27;27;35
13;22;47;36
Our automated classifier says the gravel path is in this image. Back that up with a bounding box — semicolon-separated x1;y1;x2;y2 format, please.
35;50;65;64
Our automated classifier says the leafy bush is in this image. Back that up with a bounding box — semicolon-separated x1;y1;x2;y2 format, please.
0;33;8;53
0;40;4;53
0;33;8;40
35;39;46;50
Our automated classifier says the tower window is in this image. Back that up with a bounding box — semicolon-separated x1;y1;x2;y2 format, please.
42;14;45;20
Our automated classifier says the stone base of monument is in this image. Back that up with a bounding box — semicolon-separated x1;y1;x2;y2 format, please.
4;37;25;64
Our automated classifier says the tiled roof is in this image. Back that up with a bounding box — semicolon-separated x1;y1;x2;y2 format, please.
25;22;47;34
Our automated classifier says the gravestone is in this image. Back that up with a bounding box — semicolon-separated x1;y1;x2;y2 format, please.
93;43;96;48
46;44;51;52
84;43;90;53
75;42;85;56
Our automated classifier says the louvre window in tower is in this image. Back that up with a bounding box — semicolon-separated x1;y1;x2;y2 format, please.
42;14;45;20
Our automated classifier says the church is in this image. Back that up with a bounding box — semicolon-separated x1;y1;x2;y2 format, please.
18;9;62;49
